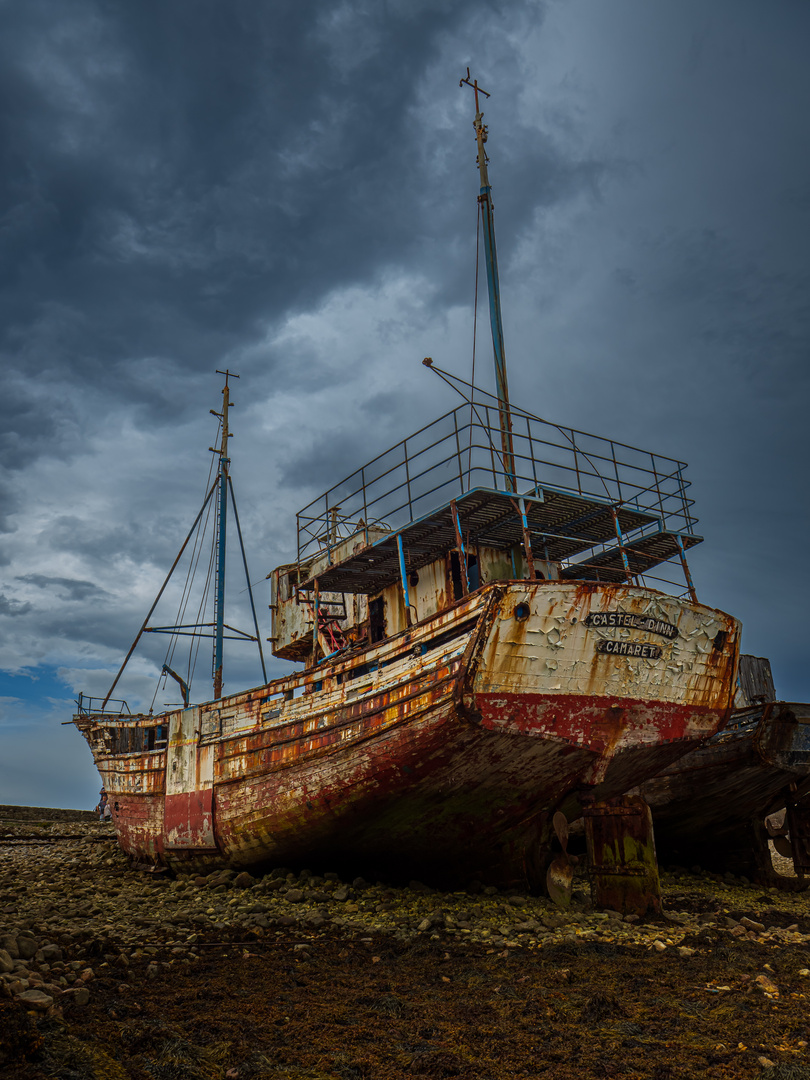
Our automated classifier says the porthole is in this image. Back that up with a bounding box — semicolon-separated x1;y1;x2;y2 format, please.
514;602;531;622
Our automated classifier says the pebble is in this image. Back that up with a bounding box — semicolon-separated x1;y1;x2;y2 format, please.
755;974;780;998
4;808;810;1010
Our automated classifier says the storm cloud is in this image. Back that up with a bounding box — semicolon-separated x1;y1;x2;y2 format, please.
1;0;808;808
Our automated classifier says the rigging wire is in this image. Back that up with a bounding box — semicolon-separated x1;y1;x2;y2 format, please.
426;363;615;505
161;461;217;689
149;417;223;711
188;519;218;693
174;422;221;627
239;576;269;594
176;469;219;682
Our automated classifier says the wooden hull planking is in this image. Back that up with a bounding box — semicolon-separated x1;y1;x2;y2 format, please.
640;702;810;878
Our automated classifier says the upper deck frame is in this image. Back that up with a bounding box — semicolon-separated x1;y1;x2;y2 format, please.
296;393;698;593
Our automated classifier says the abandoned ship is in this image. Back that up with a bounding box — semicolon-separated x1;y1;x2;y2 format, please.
640;655;810;882
73;73;741;898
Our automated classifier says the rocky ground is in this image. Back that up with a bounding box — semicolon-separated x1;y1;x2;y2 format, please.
3;811;810;1079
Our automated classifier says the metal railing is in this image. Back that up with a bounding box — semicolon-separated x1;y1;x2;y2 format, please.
74;693;133;717
297;394;696;564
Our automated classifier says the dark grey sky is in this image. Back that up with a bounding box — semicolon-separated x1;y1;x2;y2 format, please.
1;0;808;809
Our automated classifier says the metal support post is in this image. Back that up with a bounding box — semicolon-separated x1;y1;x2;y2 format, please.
450;500;469;595
396;533;413;626
610;507;633;582
516;498;535;580
675;534;698;603
312;579;320;662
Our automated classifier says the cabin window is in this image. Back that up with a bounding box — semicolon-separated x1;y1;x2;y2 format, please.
369;597;385;643
147;728;155;752
449;551;479;599
467;553;480;591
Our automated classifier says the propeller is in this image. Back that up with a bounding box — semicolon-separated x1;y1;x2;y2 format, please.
766;810;794;860
546;811;575;908
773;835;794;860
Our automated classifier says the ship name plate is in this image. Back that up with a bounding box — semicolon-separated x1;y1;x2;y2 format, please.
595;639;662;660
585;611;678;639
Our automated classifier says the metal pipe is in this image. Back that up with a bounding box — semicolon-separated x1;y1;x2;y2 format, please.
162;664;190;707
396;533;412;626
675;534;698;604
450;499;469;595
516;497;536;580
610;507;633;582
312;579;320;662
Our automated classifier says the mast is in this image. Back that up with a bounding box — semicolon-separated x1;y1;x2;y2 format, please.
211;368;238;699
460;68;517;493
101;371;266;711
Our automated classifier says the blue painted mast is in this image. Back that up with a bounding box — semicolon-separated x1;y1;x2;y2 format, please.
212;369;237;699
460;69;517;493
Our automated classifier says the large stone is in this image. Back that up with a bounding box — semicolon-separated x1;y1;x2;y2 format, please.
17;988;53;1011
16;936;38;961
740;916;766;934
0;934;19;959
233;872;254;889
0;949;15;974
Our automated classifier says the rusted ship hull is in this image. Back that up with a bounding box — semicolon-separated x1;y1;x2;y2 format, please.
76;580;739;887
640;701;810;880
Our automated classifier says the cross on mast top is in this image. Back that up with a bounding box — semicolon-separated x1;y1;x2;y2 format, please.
459;66;490;111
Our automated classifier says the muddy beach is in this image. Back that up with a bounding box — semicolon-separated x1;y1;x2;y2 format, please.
3;808;810;1079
